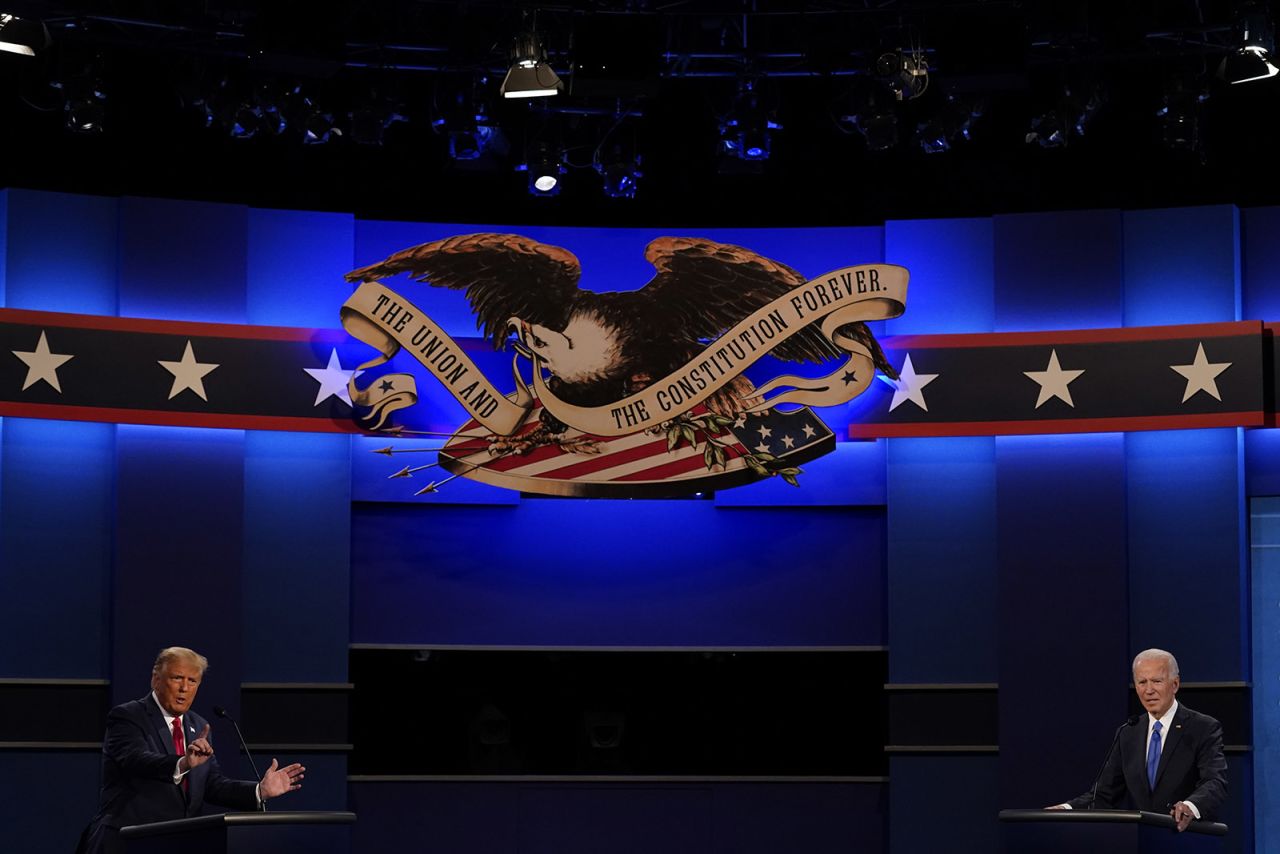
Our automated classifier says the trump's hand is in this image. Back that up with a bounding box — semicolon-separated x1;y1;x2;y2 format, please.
258;758;305;800
179;724;214;772
1171;802;1195;832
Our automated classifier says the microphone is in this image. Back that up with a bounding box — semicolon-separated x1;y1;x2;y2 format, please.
213;706;266;811
1088;714;1140;809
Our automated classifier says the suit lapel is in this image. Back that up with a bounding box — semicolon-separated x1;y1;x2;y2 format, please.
1154;705;1186;790
140;694;176;755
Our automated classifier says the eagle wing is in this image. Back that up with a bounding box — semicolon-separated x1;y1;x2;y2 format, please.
345;233;583;347
638;237;848;364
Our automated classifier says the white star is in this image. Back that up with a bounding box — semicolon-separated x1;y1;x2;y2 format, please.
781;434;795;449
755;441;771;454
1170;343;1231;403
12;330;74;393
801;423;816;439
159;340;219;401
884;353;939;412
303;349;364;406
1024;349;1085;409
733;414;747;429
757;424;772;439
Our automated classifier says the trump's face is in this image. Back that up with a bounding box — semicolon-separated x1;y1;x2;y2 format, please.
152;658;203;717
1133;658;1179;719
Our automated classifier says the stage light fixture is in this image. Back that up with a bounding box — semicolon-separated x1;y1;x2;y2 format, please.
1219;3;1278;84
719;79;779;162
520;141;564;196
0;13;48;57
303;108;340;144
847;82;900;152
1025;87;1103;149
915;95;976;154
595;144;641;199
1157;81;1208;154
51;78;106;134
877;49;929;101
501;31;563;99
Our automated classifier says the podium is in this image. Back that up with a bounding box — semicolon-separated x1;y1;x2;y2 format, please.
999;809;1227;854
120;810;355;854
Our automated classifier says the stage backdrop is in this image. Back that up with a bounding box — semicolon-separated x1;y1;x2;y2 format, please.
0;189;1274;854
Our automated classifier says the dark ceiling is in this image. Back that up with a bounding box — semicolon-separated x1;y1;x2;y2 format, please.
2;1;1279;226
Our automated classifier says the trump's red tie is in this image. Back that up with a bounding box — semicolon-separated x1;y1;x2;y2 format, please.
172;717;188;791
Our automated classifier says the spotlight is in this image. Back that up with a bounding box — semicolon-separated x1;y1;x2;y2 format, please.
847;82;899;152
719;79;779;162
915;95;978;154
877;49;929;101
301;98;341;144
433;77;497;159
1025;87;1103;149
520;141;563;196
1157;81;1208;154
595;143;641;199
51;79;106;134
1219;3;1278;84
0;13;48;57
501;31;563;99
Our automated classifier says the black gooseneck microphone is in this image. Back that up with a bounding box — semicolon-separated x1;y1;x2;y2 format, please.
1088;714;1140;809
213;706;266;811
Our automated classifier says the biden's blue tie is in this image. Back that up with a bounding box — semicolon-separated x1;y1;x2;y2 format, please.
1147;720;1163;789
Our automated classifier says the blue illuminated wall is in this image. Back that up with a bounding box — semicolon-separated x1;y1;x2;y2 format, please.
0;190;1277;854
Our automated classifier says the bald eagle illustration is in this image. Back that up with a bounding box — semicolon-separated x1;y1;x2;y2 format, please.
346;233;895;435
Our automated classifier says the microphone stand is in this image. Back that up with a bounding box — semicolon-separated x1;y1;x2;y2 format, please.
1088;714;1139;809
213;706;266;812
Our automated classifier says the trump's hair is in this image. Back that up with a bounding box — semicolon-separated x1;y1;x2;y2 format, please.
152;646;209;675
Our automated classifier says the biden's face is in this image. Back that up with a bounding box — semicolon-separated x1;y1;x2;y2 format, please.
152;659;202;717
1133;658;1179;719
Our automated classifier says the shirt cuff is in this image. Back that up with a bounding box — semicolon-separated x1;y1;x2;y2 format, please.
1059;804;1073;810
255;781;263;806
1183;801;1201;820
173;758;189;784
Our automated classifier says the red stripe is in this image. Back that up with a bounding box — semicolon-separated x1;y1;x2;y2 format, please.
533;437;684;479
0;402;366;433
0;307;351;342
886;321;1261;350
848;410;1266;438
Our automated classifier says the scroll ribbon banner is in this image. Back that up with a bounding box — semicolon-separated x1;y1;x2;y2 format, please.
341;264;908;436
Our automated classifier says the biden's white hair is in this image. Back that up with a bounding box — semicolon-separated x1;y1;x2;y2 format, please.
1132;648;1179;679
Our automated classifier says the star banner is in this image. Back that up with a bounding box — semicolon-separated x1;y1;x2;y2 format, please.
852;321;1268;438
0;309;1271;440
0;307;366;432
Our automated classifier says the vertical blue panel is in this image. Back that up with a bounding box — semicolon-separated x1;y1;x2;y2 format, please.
993;210;1124;331
996;433;1130;809
4;189;119;314
1241;206;1280;322
0;752;102;854
113;425;245;713
351;501;884;646
118;197;248;323
0;418;114;677
1127;429;1248;680
886;436;997;683
247;208;356;328
1251;497;1280;854
242;431;351;682
889;755;998;853
1123;206;1240;327
883;217;994;335
1245;429;1280;497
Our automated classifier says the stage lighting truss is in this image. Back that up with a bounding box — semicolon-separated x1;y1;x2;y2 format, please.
501;30;563;98
0;12;48;57
1219;3;1278;83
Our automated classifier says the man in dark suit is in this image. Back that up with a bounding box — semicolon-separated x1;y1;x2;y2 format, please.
77;647;305;854
1051;648;1227;831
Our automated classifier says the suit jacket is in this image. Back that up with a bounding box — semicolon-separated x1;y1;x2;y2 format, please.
1068;703;1228;820
77;695;259;854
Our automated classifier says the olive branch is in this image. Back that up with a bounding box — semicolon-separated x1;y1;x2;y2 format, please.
662;412;804;487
